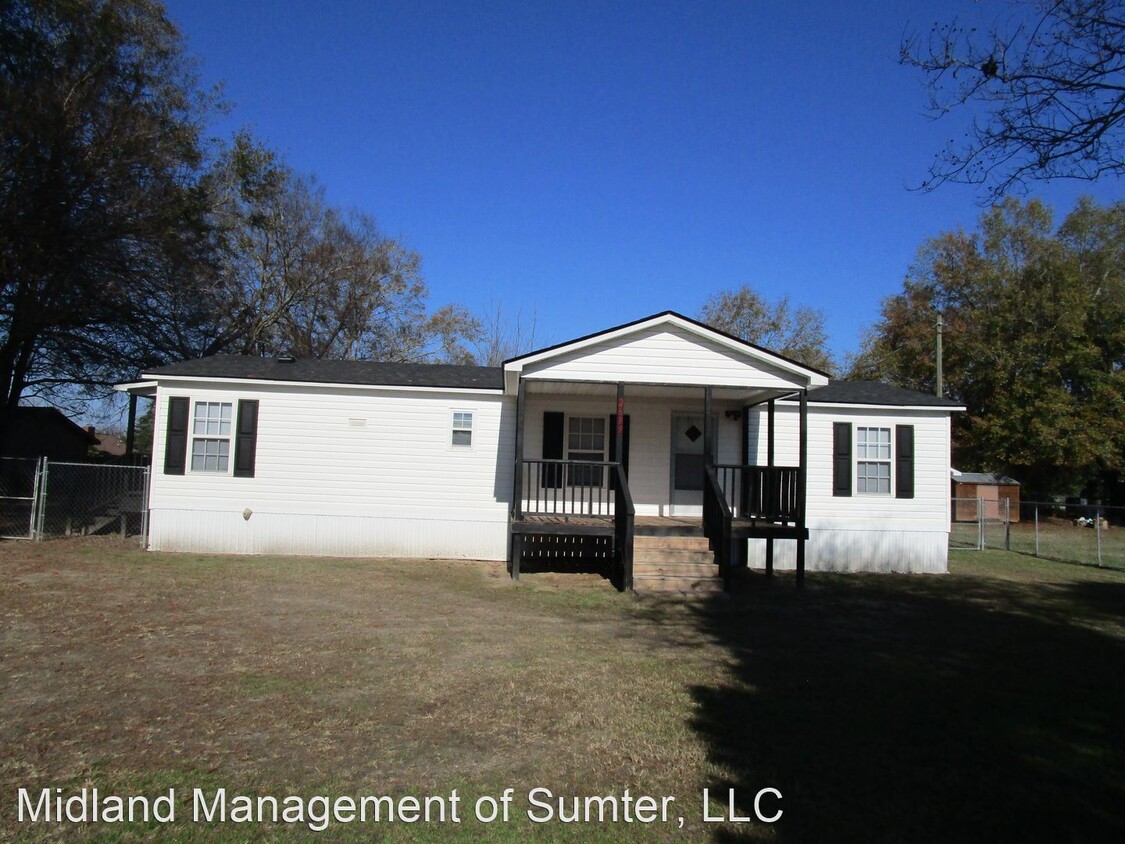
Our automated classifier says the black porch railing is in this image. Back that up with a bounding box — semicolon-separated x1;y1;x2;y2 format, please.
513;459;634;590
611;462;635;590
713;464;800;523
518;458;621;516
703;465;733;591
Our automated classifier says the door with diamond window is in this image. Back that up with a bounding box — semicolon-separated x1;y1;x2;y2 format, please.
670;414;715;515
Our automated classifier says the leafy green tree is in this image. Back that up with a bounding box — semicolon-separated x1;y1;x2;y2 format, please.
902;0;1125;199
0;0;214;447
850;197;1125;496
699;286;834;373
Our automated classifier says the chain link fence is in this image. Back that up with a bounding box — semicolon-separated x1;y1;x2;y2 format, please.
0;458;149;545
952;496;1125;570
1;456;40;539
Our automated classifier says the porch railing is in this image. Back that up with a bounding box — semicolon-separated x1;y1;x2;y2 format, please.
713;464;800;523
514;458;635;590
518;458;619;516
611;463;635;590
703;465;733;590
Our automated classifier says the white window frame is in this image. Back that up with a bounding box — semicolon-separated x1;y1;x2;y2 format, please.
566;415;607;486
451;410;474;448
856;426;892;495
190;400;234;474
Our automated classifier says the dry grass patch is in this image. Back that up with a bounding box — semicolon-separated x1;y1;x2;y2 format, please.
1;539;1123;842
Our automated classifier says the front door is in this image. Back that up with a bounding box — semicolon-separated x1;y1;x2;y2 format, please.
670;414;713;515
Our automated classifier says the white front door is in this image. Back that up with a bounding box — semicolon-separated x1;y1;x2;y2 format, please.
670;414;713;516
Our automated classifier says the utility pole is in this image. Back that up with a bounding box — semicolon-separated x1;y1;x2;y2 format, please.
935;313;943;397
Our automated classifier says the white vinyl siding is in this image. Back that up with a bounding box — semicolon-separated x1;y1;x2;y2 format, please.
521;324;814;390
745;402;952;572
148;383;513;559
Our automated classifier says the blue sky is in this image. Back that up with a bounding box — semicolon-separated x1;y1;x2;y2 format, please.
162;0;1122;364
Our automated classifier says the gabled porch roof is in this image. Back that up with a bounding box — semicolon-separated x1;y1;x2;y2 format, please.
502;311;829;401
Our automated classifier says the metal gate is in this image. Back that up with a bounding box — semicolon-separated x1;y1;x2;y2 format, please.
0;456;41;540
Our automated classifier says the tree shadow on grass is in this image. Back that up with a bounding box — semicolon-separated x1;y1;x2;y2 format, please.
674;573;1125;843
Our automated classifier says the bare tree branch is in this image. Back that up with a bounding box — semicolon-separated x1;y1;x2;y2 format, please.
903;0;1125;200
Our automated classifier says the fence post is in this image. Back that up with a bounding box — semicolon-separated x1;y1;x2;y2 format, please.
35;457;50;540
1034;504;1039;557
1004;498;1011;551
1096;507;1103;567
140;467;151;549
26;457;43;540
978;496;984;550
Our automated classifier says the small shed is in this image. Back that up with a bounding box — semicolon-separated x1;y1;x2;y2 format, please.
951;470;1021;523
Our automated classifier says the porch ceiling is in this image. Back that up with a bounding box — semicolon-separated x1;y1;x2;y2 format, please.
520;379;798;404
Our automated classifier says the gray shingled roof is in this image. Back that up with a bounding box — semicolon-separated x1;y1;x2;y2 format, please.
142;356;505;390
953;471;1020;485
806;381;963;408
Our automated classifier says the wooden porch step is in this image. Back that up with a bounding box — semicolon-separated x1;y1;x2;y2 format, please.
634;548;714;565
632;573;725;594
634;535;710;551
634;560;719;578
631;532;722;592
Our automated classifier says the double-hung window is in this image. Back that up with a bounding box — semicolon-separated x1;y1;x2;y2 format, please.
452;411;473;447
191;401;233;472
567;416;606;486
856;426;892;494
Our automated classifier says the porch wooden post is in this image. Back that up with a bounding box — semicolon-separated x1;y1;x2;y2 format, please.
614;382;625;463
703;386;713;469
796;390;808;588
766;399;775;577
736;403;750;569
125;393;138;458
510;377;526;580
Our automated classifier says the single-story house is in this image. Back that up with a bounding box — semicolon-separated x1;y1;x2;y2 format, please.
117;312;964;591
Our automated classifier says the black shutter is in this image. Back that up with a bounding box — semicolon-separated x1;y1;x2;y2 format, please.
608;414;631;478
832;422;852;497
896;425;915;499
233;400;259;478
164;397;189;475
542;411;564;489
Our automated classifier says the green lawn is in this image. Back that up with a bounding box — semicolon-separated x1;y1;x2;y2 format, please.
1;539;1123;842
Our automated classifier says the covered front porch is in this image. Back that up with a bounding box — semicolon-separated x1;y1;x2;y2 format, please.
500;312;828;592
507;380;811;591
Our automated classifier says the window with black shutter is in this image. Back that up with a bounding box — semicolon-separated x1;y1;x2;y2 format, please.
233;400;259;478
163;397;189;475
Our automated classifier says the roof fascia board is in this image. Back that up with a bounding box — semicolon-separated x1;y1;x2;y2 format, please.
140;373;503;396
113;381;158;396
802;401;966;412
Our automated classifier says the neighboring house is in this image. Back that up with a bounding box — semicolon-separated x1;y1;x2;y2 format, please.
951;470;1021;523
117;312;963;590
0;406;99;461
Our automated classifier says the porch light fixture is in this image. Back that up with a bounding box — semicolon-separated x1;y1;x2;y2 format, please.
724;410;742;421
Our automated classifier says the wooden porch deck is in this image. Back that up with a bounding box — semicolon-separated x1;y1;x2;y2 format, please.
511;513;807;539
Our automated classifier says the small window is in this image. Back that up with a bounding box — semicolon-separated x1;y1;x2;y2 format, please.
452;411;473;447
856;426;891;494
567;416;606;486
191;402;232;472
